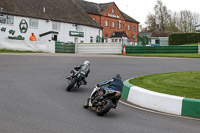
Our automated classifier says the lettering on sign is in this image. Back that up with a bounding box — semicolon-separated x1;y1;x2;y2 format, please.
108;13;120;19
69;31;84;37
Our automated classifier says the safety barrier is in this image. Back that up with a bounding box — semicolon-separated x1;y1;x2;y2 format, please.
0;39;55;53
76;43;122;54
126;46;198;54
55;42;75;53
122;79;200;118
199;45;200;54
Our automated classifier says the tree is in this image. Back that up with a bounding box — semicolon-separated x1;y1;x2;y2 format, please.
145;0;170;32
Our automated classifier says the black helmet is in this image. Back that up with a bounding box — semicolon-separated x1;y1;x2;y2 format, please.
115;74;121;79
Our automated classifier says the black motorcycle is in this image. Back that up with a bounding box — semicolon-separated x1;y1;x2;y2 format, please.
66;70;85;91
83;86;121;116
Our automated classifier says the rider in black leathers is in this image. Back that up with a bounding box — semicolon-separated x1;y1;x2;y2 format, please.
67;60;90;85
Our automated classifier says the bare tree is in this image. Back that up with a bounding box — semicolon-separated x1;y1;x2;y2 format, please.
145;0;170;32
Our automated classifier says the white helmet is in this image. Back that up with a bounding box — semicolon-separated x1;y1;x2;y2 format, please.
84;60;90;66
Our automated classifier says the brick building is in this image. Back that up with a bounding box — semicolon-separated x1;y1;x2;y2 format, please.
76;0;139;44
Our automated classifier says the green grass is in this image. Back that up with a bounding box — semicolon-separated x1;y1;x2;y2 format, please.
124;53;200;58
0;49;43;53
129;71;200;99
183;43;199;45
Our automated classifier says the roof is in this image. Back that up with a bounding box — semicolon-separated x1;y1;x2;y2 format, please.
39;31;59;37
111;32;128;38
121;11;139;24
75;0;100;15
0;0;102;29
75;0;139;23
99;3;113;14
151;32;172;37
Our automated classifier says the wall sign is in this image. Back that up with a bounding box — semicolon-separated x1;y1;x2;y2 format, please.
19;19;28;33
108;13;119;19
69;31;84;37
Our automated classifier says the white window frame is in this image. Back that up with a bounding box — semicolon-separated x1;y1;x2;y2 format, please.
29;18;38;28
0;15;14;25
105;20;109;27
112;22;115;28
134;26;136;31
52;22;60;31
112;8;115;14
119;23;122;29
128;25;131;30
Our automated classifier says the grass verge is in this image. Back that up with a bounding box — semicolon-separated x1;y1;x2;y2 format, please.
129;71;200;99
0;49;43;53
124;53;200;58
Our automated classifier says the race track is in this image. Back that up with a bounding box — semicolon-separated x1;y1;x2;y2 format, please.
0;54;200;133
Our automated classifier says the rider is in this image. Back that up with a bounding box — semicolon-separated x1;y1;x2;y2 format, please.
84;74;124;108
67;60;90;85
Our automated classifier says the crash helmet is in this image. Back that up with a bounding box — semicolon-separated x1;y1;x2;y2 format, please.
115;74;121;79
84;60;90;66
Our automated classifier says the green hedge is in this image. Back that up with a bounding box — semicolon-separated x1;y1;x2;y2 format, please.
169;33;200;45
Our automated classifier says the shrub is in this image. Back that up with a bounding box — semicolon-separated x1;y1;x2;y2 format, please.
169;33;200;45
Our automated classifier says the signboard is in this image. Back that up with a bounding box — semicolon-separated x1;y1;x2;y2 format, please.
108;13;119;19
19;19;28;33
69;31;84;37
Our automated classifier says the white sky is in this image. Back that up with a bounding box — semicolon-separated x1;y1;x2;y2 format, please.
85;0;200;26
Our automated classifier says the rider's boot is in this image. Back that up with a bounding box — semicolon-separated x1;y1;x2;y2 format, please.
82;78;87;85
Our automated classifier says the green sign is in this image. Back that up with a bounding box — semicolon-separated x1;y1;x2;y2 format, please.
19;19;28;33
69;31;84;37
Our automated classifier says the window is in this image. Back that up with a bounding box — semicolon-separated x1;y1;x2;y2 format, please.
52;22;60;31
119;39;122;43
0;15;14;25
112;8;115;14
112;38;114;42
115;39;118;42
128;25;131;30
134;26;136;31
112;22;115;28
105;21;109;27
29;18;38;28
90;37;93;43
119;23;121;29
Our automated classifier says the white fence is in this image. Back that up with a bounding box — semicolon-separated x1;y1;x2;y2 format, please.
199;45;200;54
0;39;55;53
76;43;122;54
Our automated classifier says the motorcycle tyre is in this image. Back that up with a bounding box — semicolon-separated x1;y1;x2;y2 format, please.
96;99;113;116
66;78;76;91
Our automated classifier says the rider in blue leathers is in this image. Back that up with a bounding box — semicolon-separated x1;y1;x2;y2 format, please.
84;74;124;108
96;74;123;93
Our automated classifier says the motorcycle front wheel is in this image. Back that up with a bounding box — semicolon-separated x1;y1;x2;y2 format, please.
66;78;76;91
96;99;113;116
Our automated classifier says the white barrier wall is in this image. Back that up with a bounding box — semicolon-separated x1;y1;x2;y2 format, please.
128;86;184;115
76;43;122;54
199;45;200;54
0;39;55;53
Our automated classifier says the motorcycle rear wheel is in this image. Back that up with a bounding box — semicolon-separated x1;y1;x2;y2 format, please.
96;99;113;116
66;78;76;91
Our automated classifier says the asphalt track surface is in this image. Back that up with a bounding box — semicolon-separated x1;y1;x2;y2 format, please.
0;53;200;133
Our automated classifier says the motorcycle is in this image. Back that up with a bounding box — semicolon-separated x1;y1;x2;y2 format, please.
83;86;121;116
66;70;86;91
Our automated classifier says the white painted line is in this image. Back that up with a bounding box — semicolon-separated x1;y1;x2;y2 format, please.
119;100;200;121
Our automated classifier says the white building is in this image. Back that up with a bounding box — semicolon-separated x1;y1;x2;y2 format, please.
195;24;200;32
0;0;102;44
